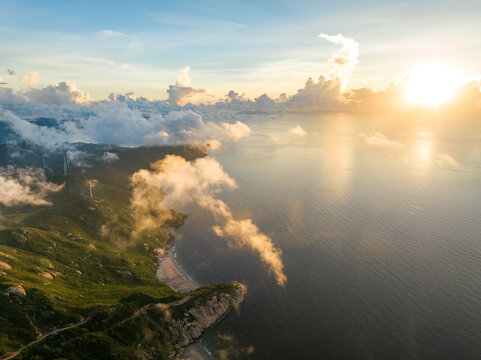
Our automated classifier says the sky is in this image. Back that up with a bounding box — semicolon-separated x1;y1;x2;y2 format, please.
1;0;481;100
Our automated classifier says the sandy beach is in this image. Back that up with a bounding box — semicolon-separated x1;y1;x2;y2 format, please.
155;247;211;359
155;246;198;293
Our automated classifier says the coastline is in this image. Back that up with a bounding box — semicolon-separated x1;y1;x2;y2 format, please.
155;245;198;293
155;245;212;360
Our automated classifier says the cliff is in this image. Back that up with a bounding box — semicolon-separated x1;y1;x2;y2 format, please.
169;281;247;356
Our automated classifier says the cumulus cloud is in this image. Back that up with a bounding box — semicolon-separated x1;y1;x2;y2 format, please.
288;125;307;136
436;153;458;168
1;102;250;150
167;66;206;106
19;71;40;87
0;167;63;206
24;82;91;105
319;33;359;87
284;75;345;112
359;132;403;147
130;155;287;286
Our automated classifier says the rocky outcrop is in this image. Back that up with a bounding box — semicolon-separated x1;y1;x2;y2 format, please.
169;281;247;355
0;261;11;270
5;285;26;296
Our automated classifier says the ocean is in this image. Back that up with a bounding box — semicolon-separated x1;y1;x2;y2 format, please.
175;112;481;359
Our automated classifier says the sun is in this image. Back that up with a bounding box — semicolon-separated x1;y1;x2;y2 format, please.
404;64;463;106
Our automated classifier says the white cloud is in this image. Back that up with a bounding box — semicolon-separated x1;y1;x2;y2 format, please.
101;151;119;164
66;150;92;167
167;66;206;106
24;82;90;105
359;132;403;147
131;155;287;286
288;125;307;136
436;153;458;168
1;101;250;151
318;33;359;87
0;109;68;148
97;30;128;38
0;167;63;206
19;71;40;87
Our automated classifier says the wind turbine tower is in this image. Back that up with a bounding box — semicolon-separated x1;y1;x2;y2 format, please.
63;157;68;176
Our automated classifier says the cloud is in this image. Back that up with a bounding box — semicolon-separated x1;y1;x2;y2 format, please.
318;33;359;87
7;69;15;76
66;150;92;167
284;76;346;112
24;82;91;105
19;71;40;87
1;101;250;150
359;132;403;147
0;76;6;85
0;109;69;148
436;153;458;168
130;155;287;286
288;125;307;136
0;166;63;206
167;66;206;106
97;30;128;38
101;151;119;164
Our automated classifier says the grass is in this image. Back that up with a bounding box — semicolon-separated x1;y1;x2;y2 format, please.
0;143;232;358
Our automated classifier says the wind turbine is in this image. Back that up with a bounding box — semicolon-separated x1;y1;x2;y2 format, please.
63;157;68;176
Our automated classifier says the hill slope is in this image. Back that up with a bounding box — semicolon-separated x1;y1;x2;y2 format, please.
0;144;245;359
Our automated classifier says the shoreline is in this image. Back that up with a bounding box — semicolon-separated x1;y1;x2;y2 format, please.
155;245;212;360
155;245;198;293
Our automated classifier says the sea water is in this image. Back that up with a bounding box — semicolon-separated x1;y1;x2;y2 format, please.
176;112;481;359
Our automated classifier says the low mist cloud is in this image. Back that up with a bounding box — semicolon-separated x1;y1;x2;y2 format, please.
130;155;287;286
101;151;119;164
0;167;63;206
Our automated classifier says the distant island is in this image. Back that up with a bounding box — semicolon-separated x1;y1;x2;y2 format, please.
0;143;246;359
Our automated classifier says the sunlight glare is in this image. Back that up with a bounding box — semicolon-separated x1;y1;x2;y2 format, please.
404;64;463;106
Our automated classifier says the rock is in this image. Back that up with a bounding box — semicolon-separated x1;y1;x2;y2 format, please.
0;251;15;260
5;285;26;297
169;282;247;355
41;272;54;280
154;248;166;256
0;261;11;270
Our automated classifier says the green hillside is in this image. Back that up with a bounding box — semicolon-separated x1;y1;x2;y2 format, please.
0;144;232;359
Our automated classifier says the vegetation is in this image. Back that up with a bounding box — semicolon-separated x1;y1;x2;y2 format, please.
0;143;230;359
